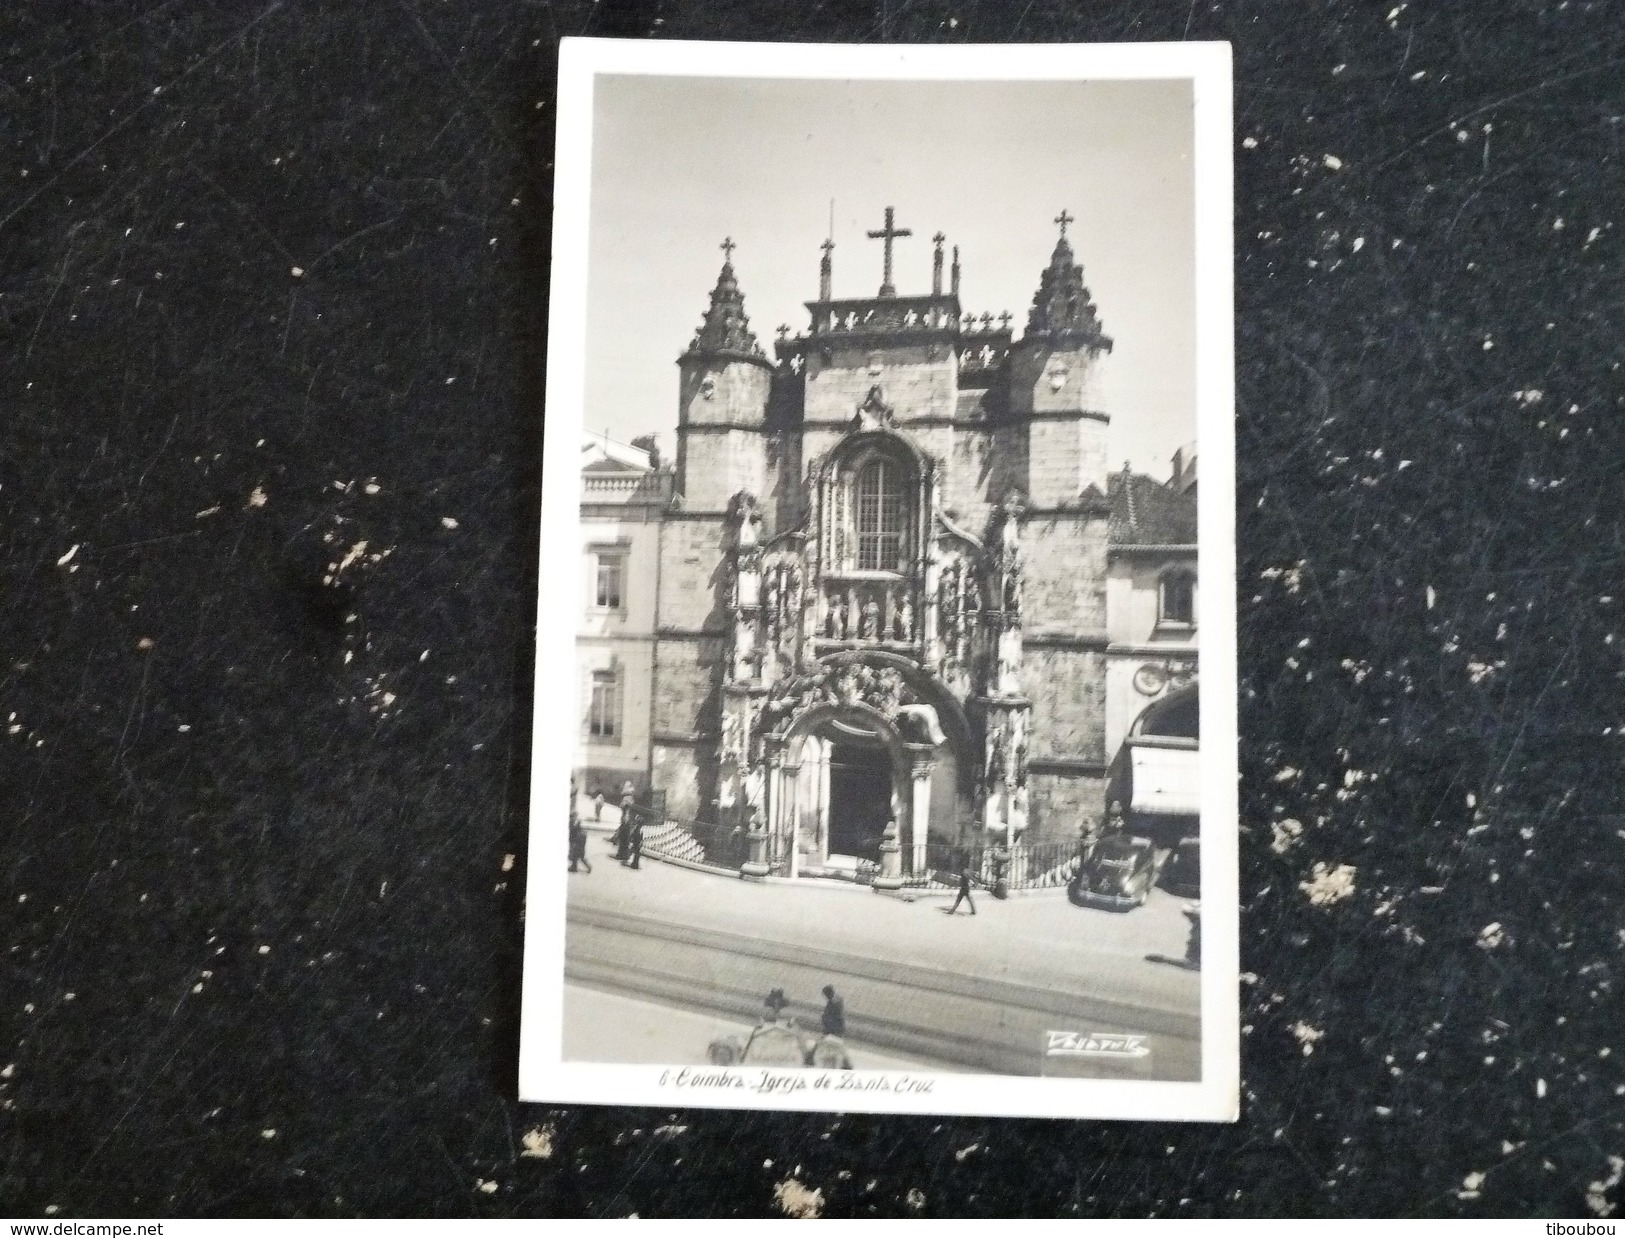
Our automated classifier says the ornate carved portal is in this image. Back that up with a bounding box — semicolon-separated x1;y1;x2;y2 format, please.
714;403;1035;877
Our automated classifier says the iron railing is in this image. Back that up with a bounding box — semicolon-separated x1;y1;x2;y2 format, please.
900;840;1083;892
633;804;1084;891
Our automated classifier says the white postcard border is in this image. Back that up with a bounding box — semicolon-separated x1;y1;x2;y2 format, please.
520;36;1237;1123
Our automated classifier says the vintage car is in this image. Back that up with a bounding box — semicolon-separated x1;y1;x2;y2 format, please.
1160;836;1201;899
707;1018;853;1069
1069;834;1158;911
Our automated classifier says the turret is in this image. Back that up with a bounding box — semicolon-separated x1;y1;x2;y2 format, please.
1009;210;1114;507
675;238;774;511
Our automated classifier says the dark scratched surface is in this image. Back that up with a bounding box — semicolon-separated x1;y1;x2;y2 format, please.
3;0;1623;1219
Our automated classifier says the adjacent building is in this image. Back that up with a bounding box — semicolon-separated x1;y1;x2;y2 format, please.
575;431;671;799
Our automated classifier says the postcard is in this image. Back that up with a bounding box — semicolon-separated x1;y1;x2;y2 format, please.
521;37;1237;1121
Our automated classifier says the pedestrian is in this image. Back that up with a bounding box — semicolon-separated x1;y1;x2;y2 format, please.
946;859;978;915
820;985;846;1036
593;789;606;822
628;810;644;870
764;987;790;1022
568;811;592;873
617;783;638;865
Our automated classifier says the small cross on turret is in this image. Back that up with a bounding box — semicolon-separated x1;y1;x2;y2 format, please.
1054;208;1074;238
720;236;737;263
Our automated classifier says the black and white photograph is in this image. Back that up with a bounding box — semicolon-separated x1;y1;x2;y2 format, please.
522;39;1236;1120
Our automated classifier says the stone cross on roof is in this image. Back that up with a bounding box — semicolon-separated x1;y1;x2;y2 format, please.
1054;208;1074;238
867;206;912;298
720;236;736;262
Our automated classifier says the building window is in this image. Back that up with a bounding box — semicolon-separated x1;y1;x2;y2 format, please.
854;458;907;571
593;551;626;610
1159;570;1196;628
588;668;621;740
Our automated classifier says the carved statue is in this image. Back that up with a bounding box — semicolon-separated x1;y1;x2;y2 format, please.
965;578;982;614
1012;732;1028;787
836;667;862;706
1004;561;1023;614
764;566;781;635
727;490;761;546
720;711;743;765
898;594;914;641
837;594;852;639
860;598;881;640
987;731;1007;783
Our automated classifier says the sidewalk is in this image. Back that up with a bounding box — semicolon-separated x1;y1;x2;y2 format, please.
564;833;1201;1021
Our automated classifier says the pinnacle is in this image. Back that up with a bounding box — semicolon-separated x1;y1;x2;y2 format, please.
1024;218;1110;347
684;250;766;361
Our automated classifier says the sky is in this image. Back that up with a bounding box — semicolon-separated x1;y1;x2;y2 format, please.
584;74;1196;479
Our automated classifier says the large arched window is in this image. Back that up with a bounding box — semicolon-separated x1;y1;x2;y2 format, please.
855;457;908;571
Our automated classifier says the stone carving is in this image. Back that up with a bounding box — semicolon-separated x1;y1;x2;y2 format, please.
986;730;1007;783
1004;560;1023;614
755;662;918;742
897;593;914;642
895;702;945;746
764;562;780;621
720;710;745;766
853;384;895;431
1011;731;1028;788
727;489;762;543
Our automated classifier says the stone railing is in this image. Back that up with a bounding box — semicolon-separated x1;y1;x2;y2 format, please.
581;473;673;503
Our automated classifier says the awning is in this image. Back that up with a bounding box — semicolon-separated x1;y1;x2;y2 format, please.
1129;740;1201;816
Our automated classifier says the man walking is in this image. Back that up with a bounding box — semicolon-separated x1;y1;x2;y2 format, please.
820;985;846;1037
946;860;978;915
614;783;635;863
568;810;592;873
627;809;644;870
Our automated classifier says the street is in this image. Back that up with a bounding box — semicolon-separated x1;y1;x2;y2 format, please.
562;985;957;1072
562;832;1202;1079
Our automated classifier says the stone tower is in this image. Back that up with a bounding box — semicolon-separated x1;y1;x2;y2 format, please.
654;242;774;819
1005;211;1115;837
1008;211;1113;505
674;239;774;512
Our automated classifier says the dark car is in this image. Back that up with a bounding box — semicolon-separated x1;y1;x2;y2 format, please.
1070;834;1158;911
1161;836;1201;899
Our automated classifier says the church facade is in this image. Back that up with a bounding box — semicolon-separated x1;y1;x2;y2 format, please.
589;210;1198;882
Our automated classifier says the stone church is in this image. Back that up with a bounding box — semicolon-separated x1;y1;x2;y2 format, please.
626;209;1196;882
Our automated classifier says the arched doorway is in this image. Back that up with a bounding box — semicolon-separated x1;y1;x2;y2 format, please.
1110;682;1200;848
826;729;893;861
